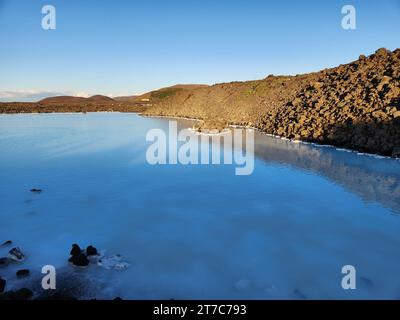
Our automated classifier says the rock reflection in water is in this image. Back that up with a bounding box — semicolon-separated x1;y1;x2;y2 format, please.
253;131;400;213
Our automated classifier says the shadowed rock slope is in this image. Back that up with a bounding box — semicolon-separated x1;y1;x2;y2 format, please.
144;48;400;157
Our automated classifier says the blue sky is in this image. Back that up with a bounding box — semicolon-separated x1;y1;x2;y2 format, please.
0;0;399;101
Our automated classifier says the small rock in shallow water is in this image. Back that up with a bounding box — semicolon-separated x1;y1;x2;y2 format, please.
1;240;12;247
17;288;33;300
14;288;33;300
86;245;98;256
0;257;14;267
30;188;42;193
0;288;33;300
16;269;30;278
0;277;6;293
68;253;89;267
8;247;25;262
70;244;82;257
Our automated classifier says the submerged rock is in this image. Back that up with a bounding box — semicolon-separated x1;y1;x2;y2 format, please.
0;277;5;293
0;288;34;300
1;240;12;247
16;288;34;300
86;245;98;256
68;253;89;267
16;269;30;279
8;247;25;262
0;257;14;267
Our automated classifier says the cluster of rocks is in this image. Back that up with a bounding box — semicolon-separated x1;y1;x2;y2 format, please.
0;240;33;300
68;243;129;270
144;47;400;157
0;241;26;266
267;48;400;156
68;244;98;267
1;241;128;300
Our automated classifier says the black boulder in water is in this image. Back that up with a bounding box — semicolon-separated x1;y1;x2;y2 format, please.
69;253;89;267
0;257;14;267
70;244;81;256
1;240;12;247
16;269;30;278
86;245;98;256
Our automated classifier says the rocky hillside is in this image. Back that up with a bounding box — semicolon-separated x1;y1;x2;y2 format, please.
114;84;208;103
144;48;400;157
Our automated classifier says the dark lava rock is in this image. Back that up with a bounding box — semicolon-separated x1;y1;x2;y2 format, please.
0;288;33;300
8;247;25;262
68;253;89;267
0;257;14;267
70;244;82;257
16;269;30;278
1;240;12;247
30;188;42;193
0;277;5;293
11;288;34;300
16;288;33;300
86;245;98;256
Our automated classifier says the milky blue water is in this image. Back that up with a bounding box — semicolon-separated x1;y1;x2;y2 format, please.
1;113;400;299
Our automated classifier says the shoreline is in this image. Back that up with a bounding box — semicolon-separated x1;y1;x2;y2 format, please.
0;111;398;161
141;113;400;161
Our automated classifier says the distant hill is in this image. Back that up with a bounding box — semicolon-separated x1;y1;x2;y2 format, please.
87;95;115;102
40;95;114;104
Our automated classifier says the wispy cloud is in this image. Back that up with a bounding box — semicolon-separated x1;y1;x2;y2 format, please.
0;90;98;102
74;91;91;98
0;90;63;102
